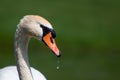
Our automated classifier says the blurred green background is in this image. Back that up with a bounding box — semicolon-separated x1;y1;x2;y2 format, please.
0;0;120;80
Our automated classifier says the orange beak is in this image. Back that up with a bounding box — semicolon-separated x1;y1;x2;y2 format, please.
42;32;61;57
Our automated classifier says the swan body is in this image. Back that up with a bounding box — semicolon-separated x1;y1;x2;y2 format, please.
0;15;60;80
0;66;46;80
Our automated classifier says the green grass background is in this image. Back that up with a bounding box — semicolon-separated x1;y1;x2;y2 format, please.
0;0;120;80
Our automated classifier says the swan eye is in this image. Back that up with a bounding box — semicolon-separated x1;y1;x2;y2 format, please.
40;24;56;38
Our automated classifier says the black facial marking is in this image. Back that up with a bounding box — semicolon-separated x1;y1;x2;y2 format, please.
40;24;56;38
51;29;56;38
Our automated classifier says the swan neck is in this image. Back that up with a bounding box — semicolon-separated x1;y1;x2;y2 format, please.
14;27;33;80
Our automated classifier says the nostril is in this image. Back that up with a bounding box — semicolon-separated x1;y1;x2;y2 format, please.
50;37;54;44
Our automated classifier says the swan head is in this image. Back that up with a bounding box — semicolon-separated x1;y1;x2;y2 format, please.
18;15;61;57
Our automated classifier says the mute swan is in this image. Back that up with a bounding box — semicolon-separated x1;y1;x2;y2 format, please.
0;15;61;80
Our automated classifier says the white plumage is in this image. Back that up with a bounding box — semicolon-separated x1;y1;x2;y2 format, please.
0;66;46;80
